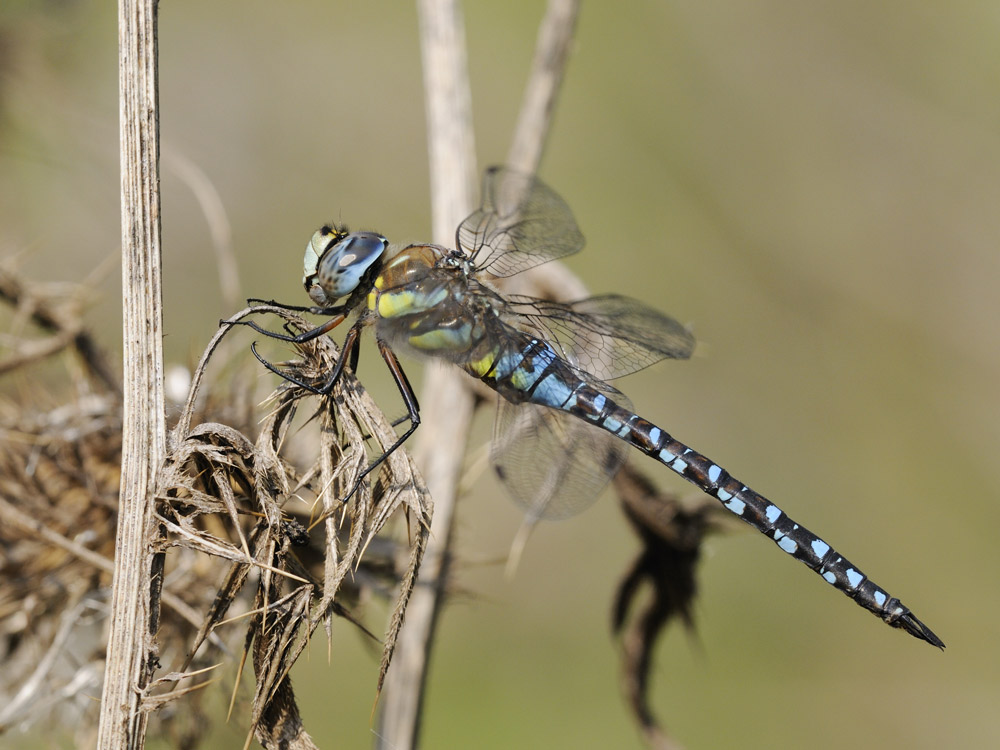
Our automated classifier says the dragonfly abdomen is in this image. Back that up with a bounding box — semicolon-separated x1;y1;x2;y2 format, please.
459;333;940;644
571;388;944;647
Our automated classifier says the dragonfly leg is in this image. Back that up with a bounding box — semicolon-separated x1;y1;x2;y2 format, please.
348;327;362;373
231;310;347;344
248;318;360;395
315;323;363;395
379;339;421;417
335;340;422;506
250;342;324;393
246;297;344;315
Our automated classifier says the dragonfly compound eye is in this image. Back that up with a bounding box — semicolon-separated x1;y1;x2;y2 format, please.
303;230;387;305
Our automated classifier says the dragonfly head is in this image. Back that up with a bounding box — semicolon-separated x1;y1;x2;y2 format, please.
303;226;388;306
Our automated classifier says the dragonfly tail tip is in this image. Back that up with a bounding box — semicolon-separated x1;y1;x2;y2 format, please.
894;609;945;649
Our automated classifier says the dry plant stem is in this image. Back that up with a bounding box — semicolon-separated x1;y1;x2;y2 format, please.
504;0;584;303
506;0;580;175
374;1;477;746
375;1;580;747
499;0;585;561
97;1;166;748
165;151;240;314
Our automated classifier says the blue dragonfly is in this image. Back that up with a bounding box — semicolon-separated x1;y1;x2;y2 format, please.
243;167;943;648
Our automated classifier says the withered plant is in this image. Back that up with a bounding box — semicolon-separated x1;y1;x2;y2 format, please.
0;269;432;749
157;305;431;747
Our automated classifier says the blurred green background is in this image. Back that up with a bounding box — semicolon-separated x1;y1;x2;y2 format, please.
1;1;997;748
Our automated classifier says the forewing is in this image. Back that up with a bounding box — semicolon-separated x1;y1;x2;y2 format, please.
505;294;695;381
491;381;630;521
456;167;585;277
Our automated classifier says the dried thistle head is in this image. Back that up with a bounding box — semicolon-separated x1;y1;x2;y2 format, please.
0;268;431;748
154;305;432;747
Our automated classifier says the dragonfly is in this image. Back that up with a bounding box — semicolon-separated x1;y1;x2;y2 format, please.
242;166;943;648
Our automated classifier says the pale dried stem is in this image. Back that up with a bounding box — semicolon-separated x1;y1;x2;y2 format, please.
506;0;580;176
374;2;477;745
165;150;240;315
375;1;580;747
97;1;166;748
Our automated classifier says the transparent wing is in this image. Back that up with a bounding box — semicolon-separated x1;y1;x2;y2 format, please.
456;166;585;278
491;380;630;521
503;293;695;381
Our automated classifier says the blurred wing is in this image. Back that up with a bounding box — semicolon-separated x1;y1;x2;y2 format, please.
456;166;585;278
491;381;630;521
504;293;695;381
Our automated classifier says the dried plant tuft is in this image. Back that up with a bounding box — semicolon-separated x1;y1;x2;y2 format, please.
0;270;431;748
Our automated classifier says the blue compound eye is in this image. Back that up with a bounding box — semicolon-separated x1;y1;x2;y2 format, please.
303;230;387;305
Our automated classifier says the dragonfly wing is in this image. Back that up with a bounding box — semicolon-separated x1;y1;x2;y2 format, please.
505;293;695;381
457;167;585;278
491;382;630;521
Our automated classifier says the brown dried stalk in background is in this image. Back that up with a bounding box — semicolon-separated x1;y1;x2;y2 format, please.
612;464;728;750
0;267;124;745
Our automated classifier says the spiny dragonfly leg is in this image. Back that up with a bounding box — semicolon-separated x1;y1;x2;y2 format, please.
248;317;360;395
335;341;421;506
246;297;337;314
233;309;347;345
314;322;362;394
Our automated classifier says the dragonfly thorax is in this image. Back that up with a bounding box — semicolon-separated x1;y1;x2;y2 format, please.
439;248;474;278
303;226;388;306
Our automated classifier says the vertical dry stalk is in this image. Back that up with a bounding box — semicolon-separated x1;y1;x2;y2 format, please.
376;1;580;747
506;0;580;176
374;2;477;745
97;1;165;748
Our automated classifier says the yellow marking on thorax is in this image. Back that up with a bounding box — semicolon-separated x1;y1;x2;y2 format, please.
508;367;535;391
367;274;386;311
408;326;470;352
376;289;418;318
467;350;496;377
373;285;448;320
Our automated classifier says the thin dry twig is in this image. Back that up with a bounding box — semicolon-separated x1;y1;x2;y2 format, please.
164;150;240;315
0;259;120;391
